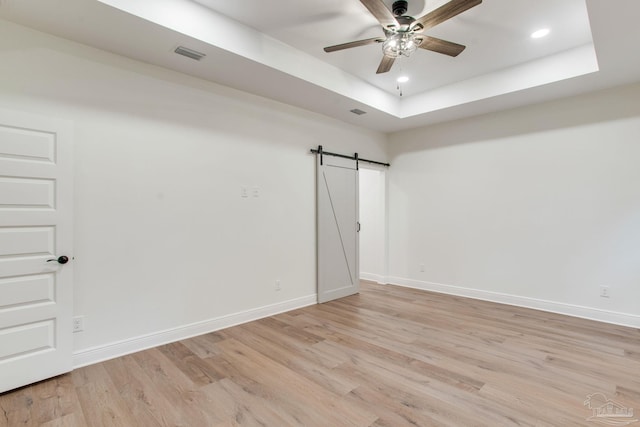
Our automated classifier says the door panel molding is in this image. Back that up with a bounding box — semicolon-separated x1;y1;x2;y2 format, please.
0;109;73;393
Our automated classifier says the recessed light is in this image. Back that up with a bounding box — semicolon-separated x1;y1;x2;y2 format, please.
531;28;550;39
397;76;409;83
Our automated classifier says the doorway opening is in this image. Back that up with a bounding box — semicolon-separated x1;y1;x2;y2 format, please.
359;166;387;284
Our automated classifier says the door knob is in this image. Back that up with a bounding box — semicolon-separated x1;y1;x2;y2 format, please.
47;256;69;264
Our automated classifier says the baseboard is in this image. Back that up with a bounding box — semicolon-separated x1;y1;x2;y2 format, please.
387;276;640;329
360;272;387;284
72;294;317;369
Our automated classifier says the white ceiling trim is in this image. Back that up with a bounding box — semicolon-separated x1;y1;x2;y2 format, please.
401;43;599;118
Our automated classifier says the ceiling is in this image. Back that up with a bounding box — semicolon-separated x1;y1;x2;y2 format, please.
193;0;593;96
1;0;639;133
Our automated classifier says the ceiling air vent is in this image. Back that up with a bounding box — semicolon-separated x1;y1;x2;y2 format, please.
174;46;206;61
350;108;367;115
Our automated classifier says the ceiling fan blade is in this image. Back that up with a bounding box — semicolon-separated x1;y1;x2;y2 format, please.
415;0;482;31
417;36;466;57
376;55;396;74
324;37;385;53
360;0;398;28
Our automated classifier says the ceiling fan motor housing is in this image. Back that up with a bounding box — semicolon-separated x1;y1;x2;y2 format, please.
392;0;408;16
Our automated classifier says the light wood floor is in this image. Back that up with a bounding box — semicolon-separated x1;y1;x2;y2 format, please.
2;282;640;426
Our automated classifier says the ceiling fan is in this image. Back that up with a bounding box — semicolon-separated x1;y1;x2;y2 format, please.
324;0;482;74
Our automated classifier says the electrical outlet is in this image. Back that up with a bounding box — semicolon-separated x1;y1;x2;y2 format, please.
420;263;425;272
275;279;281;291
600;286;610;298
73;316;85;333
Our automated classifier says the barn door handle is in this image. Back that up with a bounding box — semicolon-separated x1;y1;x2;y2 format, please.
47;256;69;264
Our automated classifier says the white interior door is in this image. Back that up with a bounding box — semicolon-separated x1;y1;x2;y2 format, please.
317;154;359;303
0;109;73;393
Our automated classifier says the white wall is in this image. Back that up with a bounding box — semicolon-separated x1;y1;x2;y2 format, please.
0;20;388;363
359;167;387;283
387;83;640;327
3;15;638;370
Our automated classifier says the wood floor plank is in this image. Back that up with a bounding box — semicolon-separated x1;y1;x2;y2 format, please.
71;364;138;426
216;338;378;426
180;332;225;359
39;411;88;427
28;375;82;425
157;341;225;386
223;320;359;396
103;355;182;426
0;385;36;427
201;377;303;426
130;347;225;426
2;282;639;426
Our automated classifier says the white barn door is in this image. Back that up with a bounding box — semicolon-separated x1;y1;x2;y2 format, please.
317;153;359;303
0;110;74;393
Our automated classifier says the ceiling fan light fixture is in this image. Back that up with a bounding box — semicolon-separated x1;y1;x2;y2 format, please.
382;32;420;58
397;76;409;83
